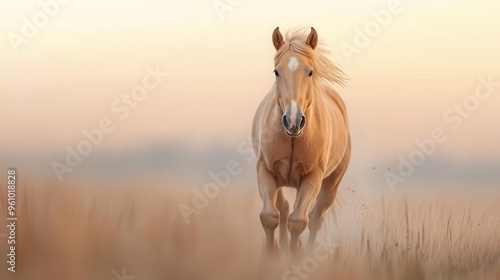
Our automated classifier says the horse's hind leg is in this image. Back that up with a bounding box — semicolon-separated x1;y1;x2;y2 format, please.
308;150;350;247
307;173;340;246
276;188;289;249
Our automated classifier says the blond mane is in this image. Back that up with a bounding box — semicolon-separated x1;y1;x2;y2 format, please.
274;28;346;89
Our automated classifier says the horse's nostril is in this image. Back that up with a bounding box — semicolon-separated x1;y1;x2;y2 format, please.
299;116;306;129
282;115;289;128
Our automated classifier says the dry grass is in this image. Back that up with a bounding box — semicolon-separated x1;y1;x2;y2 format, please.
1;181;500;280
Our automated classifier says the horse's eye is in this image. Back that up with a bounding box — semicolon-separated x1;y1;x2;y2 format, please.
308;70;314;77
274;69;279;78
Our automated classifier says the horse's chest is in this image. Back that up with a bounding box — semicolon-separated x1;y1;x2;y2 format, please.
272;155;310;188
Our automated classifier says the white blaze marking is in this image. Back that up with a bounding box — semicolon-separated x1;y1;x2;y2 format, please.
290;100;297;126
288;56;299;71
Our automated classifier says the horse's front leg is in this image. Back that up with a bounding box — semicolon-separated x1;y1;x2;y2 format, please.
288;171;323;253
276;188;290;249
257;163;280;254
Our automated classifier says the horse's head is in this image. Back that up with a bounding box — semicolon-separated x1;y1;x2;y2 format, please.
272;27;318;137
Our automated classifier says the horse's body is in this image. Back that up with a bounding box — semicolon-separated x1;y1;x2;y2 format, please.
252;27;351;253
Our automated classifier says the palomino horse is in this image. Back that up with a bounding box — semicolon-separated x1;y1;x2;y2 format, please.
252;27;351;253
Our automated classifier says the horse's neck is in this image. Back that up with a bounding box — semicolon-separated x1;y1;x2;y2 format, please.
310;84;326;113
315;84;347;118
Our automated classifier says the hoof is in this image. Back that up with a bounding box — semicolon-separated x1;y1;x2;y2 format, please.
289;239;304;258
262;239;281;258
292;246;304;259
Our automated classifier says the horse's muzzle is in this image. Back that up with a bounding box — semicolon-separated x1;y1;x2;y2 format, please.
282;112;306;137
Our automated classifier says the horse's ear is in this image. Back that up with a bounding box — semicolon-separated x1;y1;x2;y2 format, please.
272;27;284;51
306;27;318;50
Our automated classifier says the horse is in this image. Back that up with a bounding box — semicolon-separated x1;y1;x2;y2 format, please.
252;27;351;254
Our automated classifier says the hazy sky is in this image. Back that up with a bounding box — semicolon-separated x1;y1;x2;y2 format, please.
1;0;499;165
